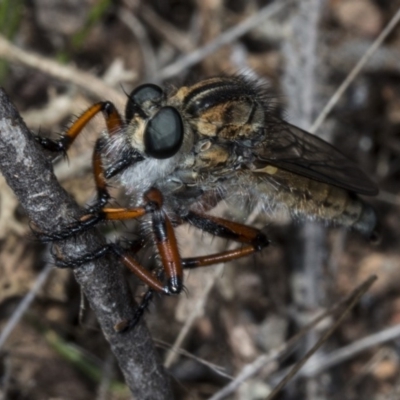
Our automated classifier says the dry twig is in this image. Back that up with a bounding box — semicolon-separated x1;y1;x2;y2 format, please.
0;35;126;104
0;89;172;400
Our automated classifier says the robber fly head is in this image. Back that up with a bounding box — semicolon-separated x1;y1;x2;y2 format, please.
101;83;198;195
123;84;185;160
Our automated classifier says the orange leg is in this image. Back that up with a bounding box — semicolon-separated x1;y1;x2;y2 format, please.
78;188;184;294
111;245;169;294
51;193;270;331
49;187;183;294
115;209;269;303
35;100;146;227
37;205;149;241
111;188;183;294
36;102;122;152
38;187;184;297
181;211;269;268
36;102;122;210
36;101;140;211
82;207;147;221
115;209;269;330
151;212;183;294
184;211;268;248
182;246;257;269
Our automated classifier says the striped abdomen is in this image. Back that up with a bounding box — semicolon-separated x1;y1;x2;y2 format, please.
255;167;377;237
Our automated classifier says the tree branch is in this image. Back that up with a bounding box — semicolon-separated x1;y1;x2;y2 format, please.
0;88;173;399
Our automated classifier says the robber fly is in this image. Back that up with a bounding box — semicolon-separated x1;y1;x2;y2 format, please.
37;75;378;328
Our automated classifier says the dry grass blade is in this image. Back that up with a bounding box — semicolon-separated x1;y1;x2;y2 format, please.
299;320;400;377
0;35;126;104
310;6;400;133
155;338;233;380
0;263;53;349
209;274;378;400
265;275;377;400
156;1;287;81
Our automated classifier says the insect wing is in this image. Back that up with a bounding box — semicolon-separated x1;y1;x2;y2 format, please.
254;122;378;196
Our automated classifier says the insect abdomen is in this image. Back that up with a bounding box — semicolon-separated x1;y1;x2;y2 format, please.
256;169;377;237
312;182;377;237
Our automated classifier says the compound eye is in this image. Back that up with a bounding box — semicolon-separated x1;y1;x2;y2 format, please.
144;107;184;159
125;84;164;122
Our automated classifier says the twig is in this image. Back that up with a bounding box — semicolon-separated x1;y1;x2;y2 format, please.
156;1;287;81
155;340;233;380
209;354;274;400
0;89;172;399
310;5;400;133
328;39;400;74
0;35;126;104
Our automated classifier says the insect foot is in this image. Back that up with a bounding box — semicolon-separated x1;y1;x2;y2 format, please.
32;212;103;242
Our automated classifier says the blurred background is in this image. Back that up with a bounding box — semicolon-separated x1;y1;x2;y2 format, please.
0;0;400;399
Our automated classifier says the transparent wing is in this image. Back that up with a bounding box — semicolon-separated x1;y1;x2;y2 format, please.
253;121;378;196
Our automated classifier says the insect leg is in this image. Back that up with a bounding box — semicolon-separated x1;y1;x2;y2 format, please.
36;102;124;211
114;266;165;333
182;247;258;269
114;289;155;333
36;205;148;241
40;187;183;298
89;138;111;213
144;188;183;294
50;188;184;293
96;189;185;295
110;244;169;294
181;211;269;269
111;212;185;330
53;238;145;268
36;101;123;152
106;188;183;294
37;187;185;297
53;237;157;331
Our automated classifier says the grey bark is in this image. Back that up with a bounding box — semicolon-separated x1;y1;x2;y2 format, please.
0;88;173;400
